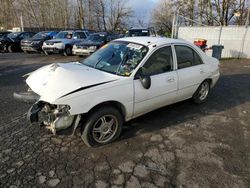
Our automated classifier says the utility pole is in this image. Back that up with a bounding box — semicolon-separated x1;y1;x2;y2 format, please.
245;8;250;27
171;12;176;38
238;3;250;58
20;15;24;31
171;8;179;39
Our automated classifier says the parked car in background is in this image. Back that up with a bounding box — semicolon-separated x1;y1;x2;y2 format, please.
21;31;58;53
0;31;11;39
125;27;157;37
0;31;12;52
0;32;35;52
14;37;220;147
42;30;89;56
72;32;120;56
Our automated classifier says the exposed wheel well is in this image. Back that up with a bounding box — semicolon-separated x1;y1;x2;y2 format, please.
82;101;126;121
204;78;212;86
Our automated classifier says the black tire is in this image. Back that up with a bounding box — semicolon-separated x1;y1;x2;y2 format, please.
192;80;210;104
81;106;123;147
7;44;13;53
44;50;51;55
64;46;72;56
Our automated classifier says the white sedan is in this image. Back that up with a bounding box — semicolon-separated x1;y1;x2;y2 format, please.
15;37;220;147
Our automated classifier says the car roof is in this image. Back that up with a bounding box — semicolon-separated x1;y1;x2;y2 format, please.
60;30;87;32
129;27;153;30
114;37;187;46
91;32;108;36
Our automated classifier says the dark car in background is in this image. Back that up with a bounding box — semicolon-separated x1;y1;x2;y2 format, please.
72;32;120;56
0;31;11;39
0;32;35;52
125;27;157;37
21;31;58;53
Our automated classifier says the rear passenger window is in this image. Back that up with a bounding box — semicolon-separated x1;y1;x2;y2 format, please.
175;45;203;69
142;46;173;76
193;50;203;65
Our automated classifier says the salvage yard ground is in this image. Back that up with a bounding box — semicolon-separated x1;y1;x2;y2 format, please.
0;53;250;188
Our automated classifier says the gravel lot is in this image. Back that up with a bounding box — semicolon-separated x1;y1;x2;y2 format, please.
0;53;250;188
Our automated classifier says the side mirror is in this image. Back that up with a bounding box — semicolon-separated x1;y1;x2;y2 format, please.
135;67;151;89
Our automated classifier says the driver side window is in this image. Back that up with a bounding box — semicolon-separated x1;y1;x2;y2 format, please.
142;46;173;76
18;34;24;40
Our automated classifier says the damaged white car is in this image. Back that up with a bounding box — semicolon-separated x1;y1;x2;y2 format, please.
14;37;220;147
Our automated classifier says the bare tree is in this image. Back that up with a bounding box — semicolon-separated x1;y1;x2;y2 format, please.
151;0;173;35
106;0;132;31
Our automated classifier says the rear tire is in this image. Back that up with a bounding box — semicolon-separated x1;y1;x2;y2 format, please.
81;106;123;147
192;80;210;104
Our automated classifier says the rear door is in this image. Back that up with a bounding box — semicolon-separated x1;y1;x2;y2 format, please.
174;45;210;100
133;45;178;116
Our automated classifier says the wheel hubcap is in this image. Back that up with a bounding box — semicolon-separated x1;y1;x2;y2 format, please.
199;82;209;100
92;115;118;143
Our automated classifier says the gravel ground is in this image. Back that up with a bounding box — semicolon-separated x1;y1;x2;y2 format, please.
0;53;249;188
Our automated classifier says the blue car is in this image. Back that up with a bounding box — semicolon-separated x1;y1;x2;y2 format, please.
21;31;58;53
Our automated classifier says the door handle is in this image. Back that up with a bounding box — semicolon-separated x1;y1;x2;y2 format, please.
167;77;175;82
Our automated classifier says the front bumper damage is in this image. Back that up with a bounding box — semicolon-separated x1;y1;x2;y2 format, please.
27;101;80;135
14;91;81;135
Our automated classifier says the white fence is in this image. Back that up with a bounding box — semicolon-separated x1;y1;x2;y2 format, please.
178;26;250;58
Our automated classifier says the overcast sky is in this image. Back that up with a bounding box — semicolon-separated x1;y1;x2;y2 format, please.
128;0;159;26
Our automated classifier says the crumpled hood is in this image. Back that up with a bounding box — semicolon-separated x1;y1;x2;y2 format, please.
26;62;120;102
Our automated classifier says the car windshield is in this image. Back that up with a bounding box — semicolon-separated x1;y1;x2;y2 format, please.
55;31;70;39
33;32;49;39
86;34;105;42
80;41;148;76
127;30;149;37
7;32;21;39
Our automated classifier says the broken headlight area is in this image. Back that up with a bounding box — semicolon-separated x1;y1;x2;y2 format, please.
13;85;40;103
28;101;75;135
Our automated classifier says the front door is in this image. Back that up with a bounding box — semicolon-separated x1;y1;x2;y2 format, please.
133;45;178;117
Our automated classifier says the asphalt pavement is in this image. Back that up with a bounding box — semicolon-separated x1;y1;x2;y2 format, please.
0;53;250;188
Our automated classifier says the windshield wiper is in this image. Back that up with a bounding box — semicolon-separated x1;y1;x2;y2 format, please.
94;52;115;69
116;49;129;75
94;57;104;68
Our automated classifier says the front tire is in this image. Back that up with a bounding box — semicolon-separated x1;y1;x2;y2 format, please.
7;44;13;52
64;46;72;56
44;50;51;55
192;80;210;104
81;106;123;147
